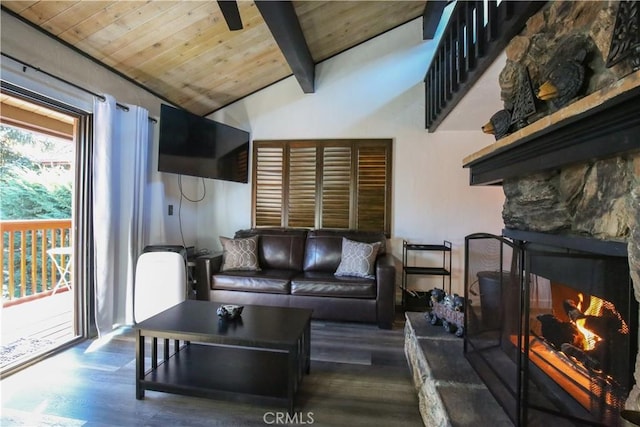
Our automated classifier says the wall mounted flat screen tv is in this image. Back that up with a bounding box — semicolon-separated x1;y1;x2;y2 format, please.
157;104;250;183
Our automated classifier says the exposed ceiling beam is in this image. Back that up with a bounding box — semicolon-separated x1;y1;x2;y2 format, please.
255;0;315;93
217;1;243;31
423;1;450;39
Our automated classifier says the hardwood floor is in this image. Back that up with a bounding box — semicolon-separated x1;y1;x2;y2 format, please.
0;316;422;426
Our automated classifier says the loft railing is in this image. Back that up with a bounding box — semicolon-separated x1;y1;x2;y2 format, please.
425;0;546;132
1;219;72;306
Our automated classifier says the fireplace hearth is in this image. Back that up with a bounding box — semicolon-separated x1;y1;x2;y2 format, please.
464;232;637;426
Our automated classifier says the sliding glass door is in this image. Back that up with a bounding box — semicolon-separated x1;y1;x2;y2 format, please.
0;89;90;377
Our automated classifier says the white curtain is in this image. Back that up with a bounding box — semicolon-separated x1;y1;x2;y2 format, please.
93;95;152;336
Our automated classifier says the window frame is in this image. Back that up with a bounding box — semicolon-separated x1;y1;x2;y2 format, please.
252;138;392;235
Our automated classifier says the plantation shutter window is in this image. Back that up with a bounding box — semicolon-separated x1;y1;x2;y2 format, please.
252;139;391;234
357;144;389;231
287;144;317;228
253;144;284;227
321;145;351;229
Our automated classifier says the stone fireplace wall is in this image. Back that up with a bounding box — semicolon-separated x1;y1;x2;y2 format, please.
494;0;640;412
502;152;640;407
502;152;640;287
500;1;633;118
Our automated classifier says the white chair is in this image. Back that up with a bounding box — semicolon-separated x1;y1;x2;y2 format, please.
47;246;73;295
134;251;187;323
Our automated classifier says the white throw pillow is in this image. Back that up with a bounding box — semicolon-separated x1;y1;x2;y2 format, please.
334;237;381;279
220;235;261;272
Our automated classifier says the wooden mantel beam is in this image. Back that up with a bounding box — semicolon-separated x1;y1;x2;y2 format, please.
255;0;315;93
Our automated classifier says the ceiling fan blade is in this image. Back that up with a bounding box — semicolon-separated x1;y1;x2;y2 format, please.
217;1;243;31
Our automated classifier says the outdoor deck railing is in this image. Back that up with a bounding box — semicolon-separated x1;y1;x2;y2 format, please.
1;219;72;306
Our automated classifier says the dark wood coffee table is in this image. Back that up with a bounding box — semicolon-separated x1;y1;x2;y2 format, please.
134;300;312;414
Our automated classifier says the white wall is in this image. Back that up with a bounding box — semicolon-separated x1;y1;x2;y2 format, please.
204;19;506;294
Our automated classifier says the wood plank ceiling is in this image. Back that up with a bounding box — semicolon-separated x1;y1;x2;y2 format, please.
1;1;431;117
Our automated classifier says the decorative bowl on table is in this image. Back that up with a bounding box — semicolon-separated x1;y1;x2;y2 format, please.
216;304;244;320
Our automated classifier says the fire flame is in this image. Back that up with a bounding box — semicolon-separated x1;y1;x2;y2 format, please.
575;293;602;351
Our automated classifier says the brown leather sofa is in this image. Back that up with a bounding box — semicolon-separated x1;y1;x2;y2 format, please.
195;228;396;329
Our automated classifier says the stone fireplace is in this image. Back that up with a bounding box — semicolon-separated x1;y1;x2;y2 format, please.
464;231;637;425
461;1;640;425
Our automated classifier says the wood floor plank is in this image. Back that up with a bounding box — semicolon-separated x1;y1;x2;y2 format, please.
1;318;423;426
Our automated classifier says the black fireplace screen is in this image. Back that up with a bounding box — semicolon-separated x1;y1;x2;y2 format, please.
464;233;637;426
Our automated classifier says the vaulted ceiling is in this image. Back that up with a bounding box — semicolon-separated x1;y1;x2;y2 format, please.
2;1;448;117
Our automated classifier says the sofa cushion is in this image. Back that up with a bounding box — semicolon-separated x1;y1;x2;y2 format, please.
291;272;375;298
219;235;260;271
212;269;295;294
235;228;307;271
303;229;387;273
335;237;381;279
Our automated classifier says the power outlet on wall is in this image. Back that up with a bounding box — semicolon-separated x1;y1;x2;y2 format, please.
168;204;173;216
